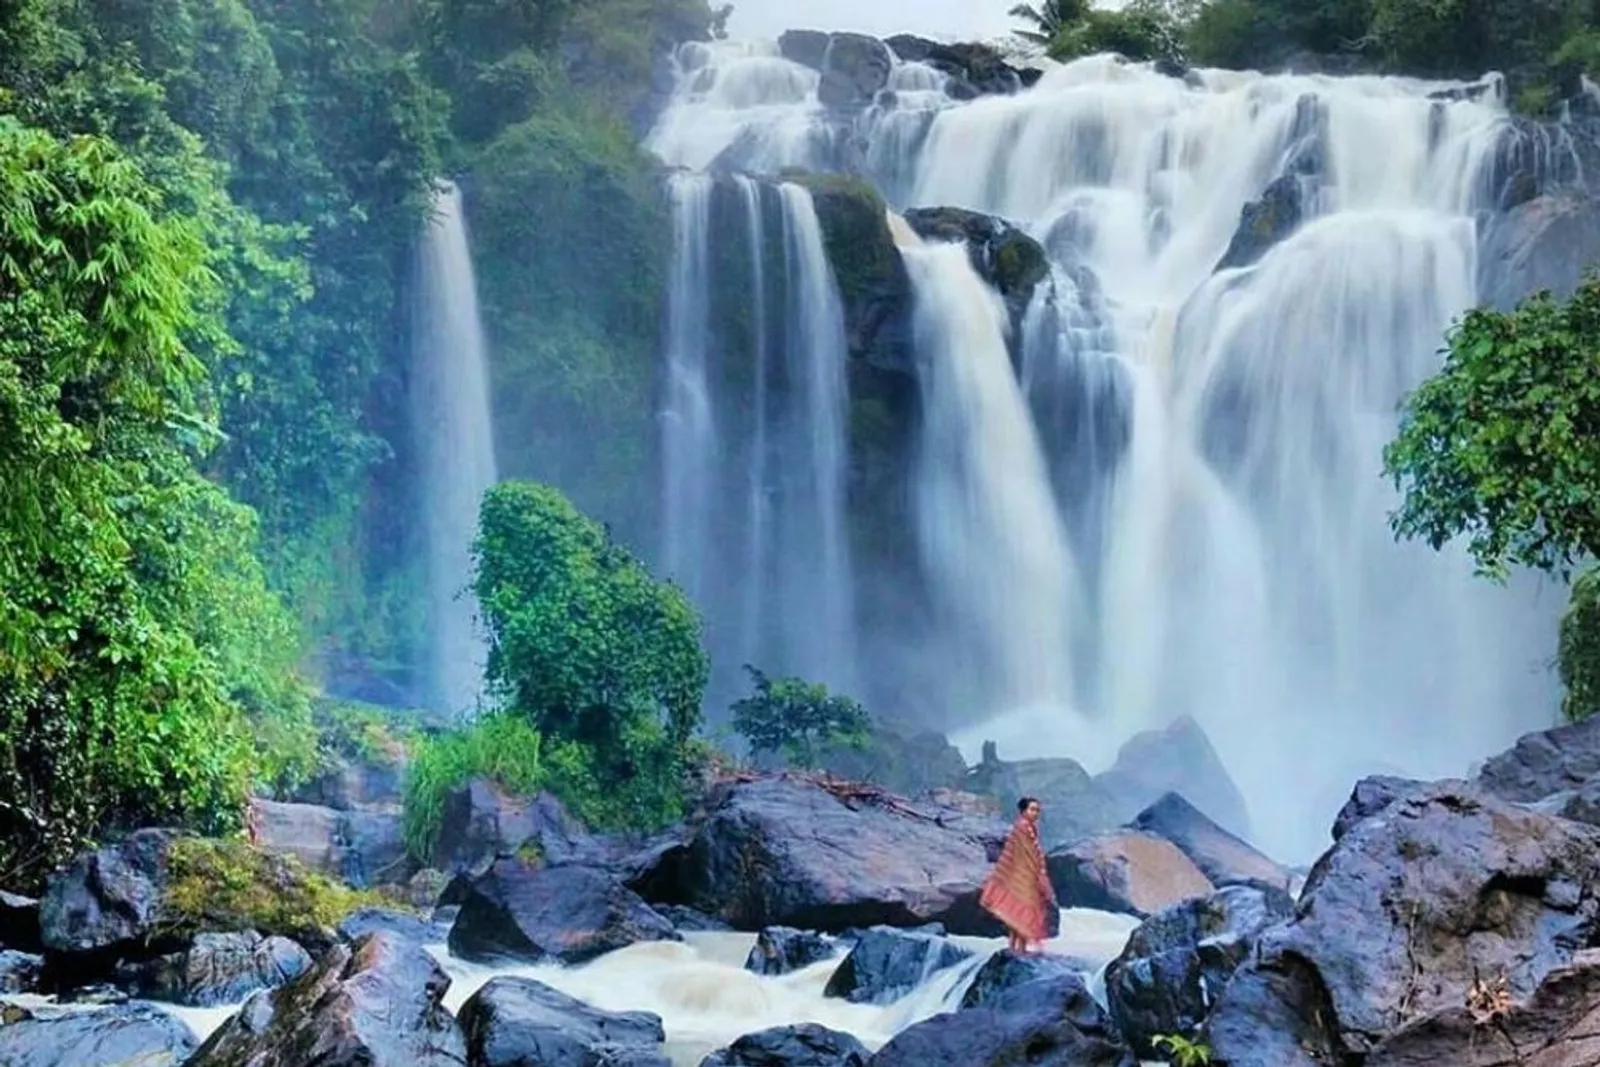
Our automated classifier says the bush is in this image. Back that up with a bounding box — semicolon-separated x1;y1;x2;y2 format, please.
401;712;550;861
731;666;873;770
1561;568;1600;723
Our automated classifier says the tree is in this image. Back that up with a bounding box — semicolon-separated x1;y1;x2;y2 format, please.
1009;0;1092;46
1561;569;1600;721
472;481;708;825
730;667;873;770
1384;275;1600;582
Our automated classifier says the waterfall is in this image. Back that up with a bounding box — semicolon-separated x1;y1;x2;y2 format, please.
411;181;498;718
658;173;858;700
648;44;1565;858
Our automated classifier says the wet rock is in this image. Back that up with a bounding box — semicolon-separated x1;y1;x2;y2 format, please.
459;976;668;1067
1475;714;1600;803
39;828;177;957
429;780;594;876
958;951;1093;1010
776;29;830;70
1104;884;1294;1057
1480;193;1600;310
657;904;733;933
0;1002;198;1067
116;930;312;1007
884;35;1025;97
1205;784;1600;1064
338;906;449;946
701;1022;870;1067
1130;792;1292;890
448;860;678;965
339;808;410;887
745;926;838;976
903;206;1050;341
776;31;893;110
966;750;1121;852
186;931;466;1067
1094;716;1252;839
0;890;41;953
1531;778;1600;829
250;798;411;888
1331;775;1430;841
640;774;1009;933
822;926;971;1004
814;718;969;797
0;948;41;993
1215;174;1310;271
1047;831;1214;918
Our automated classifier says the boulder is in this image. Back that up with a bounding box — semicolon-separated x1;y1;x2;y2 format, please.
870;972;1135;1067
1104;884;1295;1057
1215;173;1309;271
1480;193;1600;310
447;860;678;965
1474;714;1600;803
429;780;595;876
0;1003;198;1067
185;932;466;1067
1205;784;1600;1064
640;774;1009;933
884;35;1026;98
250;798;410;888
1046;831;1214;918
658;905;733;932
0;890;41;953
902;206;1050;344
776;31;893;110
822;926;971;1004
39;828;177;957
115;930;313;1007
1331;775;1430;841
814;719;969;798
958;951;1094;1010
338;906;450;946
1093;716;1252;839
965;752;1121;852
744;926;838;976
458;976;668;1067
0;948;41;993
1531;778;1600;829
701;1023;870;1067
1129;792;1292;890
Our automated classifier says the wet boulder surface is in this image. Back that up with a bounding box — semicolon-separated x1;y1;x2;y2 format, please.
458;975;670;1067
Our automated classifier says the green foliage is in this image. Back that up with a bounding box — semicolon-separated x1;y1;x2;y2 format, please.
1384;275;1600;582
1560;567;1600;722
312;698;423;767
401;712;550;861
163;837;389;939
473;482;709;828
1153;1033;1213;1066
1009;0;1093;45
731;666;873;770
0;117;310;887
1050;2;1192;65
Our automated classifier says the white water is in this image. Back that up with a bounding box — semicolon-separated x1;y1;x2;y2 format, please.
649;43;1565;859
659;173;858;698
411;182;498;718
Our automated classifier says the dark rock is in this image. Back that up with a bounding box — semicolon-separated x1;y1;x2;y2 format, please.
903;206;1050;356
639;774;1009;933
1129;792;1291;890
744;926;838;976
1094;716;1252;840
0;890;41;953
0;1002;198;1067
958;951;1092;1010
39;828;177;957
799;174;914;377
1216;173;1309;271
1331;775;1430;841
1475;714;1600;803
186;932;466;1067
116;931;313;1007
1532;778;1600;829
459;976;668;1067
1205;784;1600;1063
448;860;678;965
1047;831;1213;918
777;30;830;71
822;926;971;1004
0;948;41;993
340;808;410;887
884;35;1025;98
655;904;732;932
250;799;412;888
701;1022;870;1067
430;780;593;876
817;33;893;111
338;906;449;946
1480;193;1600;311
1105;884;1295;1057
814;719;969;797
966;752;1121;852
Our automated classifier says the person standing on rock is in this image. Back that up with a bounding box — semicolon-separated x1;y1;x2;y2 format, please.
980;796;1056;954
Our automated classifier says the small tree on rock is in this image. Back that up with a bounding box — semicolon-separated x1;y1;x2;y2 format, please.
730;666;872;770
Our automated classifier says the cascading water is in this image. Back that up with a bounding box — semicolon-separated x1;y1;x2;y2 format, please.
659;171;858;699
650;43;1567;858
411;181;498;718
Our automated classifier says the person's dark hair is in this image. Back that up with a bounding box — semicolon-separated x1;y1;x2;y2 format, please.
1017;796;1039;813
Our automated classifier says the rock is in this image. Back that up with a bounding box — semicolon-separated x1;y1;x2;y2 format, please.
744;926;838;976
822;926;971;1004
701;1023;870;1067
640;774;1009;933
1364;950;1600;1067
430;779;594;876
884;35;1025;97
965;752;1121;852
0;948;41;993
339;808;410;887
405;868;451;910
0;1003;198;1067
1046;831;1214;918
116;931;313;1007
1216;173;1309;271
1129;792;1292;890
658;905;733;932
1093;716;1252;840
870;972;1135;1067
1480;193;1600;310
1331;775;1430;841
776;31;893;110
902;206;1050;346
958;951;1093;1010
776;30;830;71
448;860;678;965
186;932;466;1067
1104;884;1295;1058
39;828;178;957
338;906;449;946
1205;784;1600;1063
250;798;411;888
459;976;668;1067
1532;778;1600;828
295;755;405;811
0;890;41;953
814;718;969;798
1475;714;1600;803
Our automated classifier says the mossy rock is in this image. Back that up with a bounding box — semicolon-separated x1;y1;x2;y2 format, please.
902;205;1050;302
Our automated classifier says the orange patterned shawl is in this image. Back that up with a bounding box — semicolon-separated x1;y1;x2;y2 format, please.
980;816;1054;943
